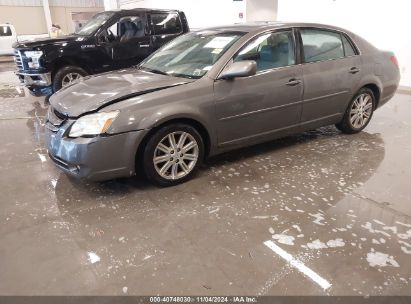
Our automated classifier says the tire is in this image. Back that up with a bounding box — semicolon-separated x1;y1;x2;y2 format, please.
52;65;88;93
142;123;204;187
336;88;375;134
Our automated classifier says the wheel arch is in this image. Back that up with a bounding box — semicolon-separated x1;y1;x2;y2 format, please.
135;117;212;169
51;56;92;79
361;83;381;108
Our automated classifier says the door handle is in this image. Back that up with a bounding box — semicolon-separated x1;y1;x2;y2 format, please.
139;44;150;48
349;67;360;74
286;78;301;86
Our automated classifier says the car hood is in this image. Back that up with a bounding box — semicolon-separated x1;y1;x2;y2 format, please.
13;34;79;49
50;69;194;117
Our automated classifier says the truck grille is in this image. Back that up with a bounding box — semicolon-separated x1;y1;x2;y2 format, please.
14;50;23;71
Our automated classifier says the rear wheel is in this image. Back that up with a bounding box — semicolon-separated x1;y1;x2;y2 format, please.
336;88;375;134
143;123;204;187
52;65;88;93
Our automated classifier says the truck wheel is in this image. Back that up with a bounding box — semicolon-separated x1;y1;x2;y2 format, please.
142;123;204;187
52;66;88;93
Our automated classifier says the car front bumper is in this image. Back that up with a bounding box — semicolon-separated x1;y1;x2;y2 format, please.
45;123;148;181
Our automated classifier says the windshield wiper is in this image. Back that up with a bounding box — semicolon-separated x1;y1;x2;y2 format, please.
168;72;199;79
139;66;169;76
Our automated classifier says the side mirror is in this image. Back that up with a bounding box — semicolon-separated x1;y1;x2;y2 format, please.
218;60;257;80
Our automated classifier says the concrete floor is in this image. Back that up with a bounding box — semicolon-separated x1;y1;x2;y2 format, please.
0;60;410;296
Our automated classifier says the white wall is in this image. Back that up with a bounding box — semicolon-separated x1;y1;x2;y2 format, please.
119;0;246;29
246;0;277;22
277;0;411;87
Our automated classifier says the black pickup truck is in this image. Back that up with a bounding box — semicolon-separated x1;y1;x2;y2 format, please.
13;9;189;96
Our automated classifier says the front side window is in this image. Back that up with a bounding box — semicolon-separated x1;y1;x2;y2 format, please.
139;31;244;79
105;15;147;43
151;12;182;35
233;31;295;72
75;12;114;36
0;25;12;37
300;29;344;62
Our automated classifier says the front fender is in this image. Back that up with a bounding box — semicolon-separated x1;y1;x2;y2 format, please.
105;78;218;147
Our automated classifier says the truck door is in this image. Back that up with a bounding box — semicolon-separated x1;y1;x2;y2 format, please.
148;11;184;51
97;13;153;69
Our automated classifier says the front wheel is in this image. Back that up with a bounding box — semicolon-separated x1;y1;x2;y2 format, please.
142;124;204;187
52;65;88;93
336;88;375;134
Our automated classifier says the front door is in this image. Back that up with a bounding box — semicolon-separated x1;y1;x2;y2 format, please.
214;30;303;146
299;28;362;125
98;14;153;70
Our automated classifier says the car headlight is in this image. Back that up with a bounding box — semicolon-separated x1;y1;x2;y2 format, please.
69;111;119;137
24;50;43;68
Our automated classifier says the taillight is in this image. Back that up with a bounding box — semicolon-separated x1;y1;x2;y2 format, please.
390;55;399;68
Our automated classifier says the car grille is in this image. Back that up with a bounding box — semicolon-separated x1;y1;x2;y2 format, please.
14;49;24;71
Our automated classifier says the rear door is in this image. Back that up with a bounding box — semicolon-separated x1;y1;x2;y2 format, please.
298;28;361;126
148;11;184;51
214;29;303;146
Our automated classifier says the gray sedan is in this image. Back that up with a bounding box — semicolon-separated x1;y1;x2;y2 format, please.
45;22;400;186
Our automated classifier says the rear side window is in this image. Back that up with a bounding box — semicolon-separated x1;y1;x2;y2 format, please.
0;25;12;37
300;29;344;63
151;12;182;35
341;34;356;57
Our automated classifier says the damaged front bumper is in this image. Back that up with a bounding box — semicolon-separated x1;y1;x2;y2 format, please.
45;118;148;181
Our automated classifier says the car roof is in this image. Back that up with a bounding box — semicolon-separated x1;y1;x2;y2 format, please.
200;21;351;34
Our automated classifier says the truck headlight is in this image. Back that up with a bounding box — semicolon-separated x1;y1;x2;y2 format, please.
69;111;119;137
25;50;43;68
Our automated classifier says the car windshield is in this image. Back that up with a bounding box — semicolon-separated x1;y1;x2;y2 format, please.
75;12;114;36
139;31;245;79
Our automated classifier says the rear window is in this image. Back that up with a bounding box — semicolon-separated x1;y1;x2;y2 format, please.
150;12;182;35
300;29;344;63
0;25;12;37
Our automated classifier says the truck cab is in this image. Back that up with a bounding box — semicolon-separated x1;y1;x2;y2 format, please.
0;23;17;56
13;9;189;96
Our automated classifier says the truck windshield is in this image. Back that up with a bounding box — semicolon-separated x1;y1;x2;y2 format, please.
139;31;245;79
75;12;114;36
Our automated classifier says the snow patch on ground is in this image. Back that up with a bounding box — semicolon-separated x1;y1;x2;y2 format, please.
309;213;326;225
366;250;399;267
306;239;328;249
272;234;295;246
87;252;100;264
326;238;345;248
304;238;345;249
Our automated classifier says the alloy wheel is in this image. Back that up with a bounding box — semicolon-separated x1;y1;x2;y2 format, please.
153;131;199;180
61;72;82;87
349;93;373;129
